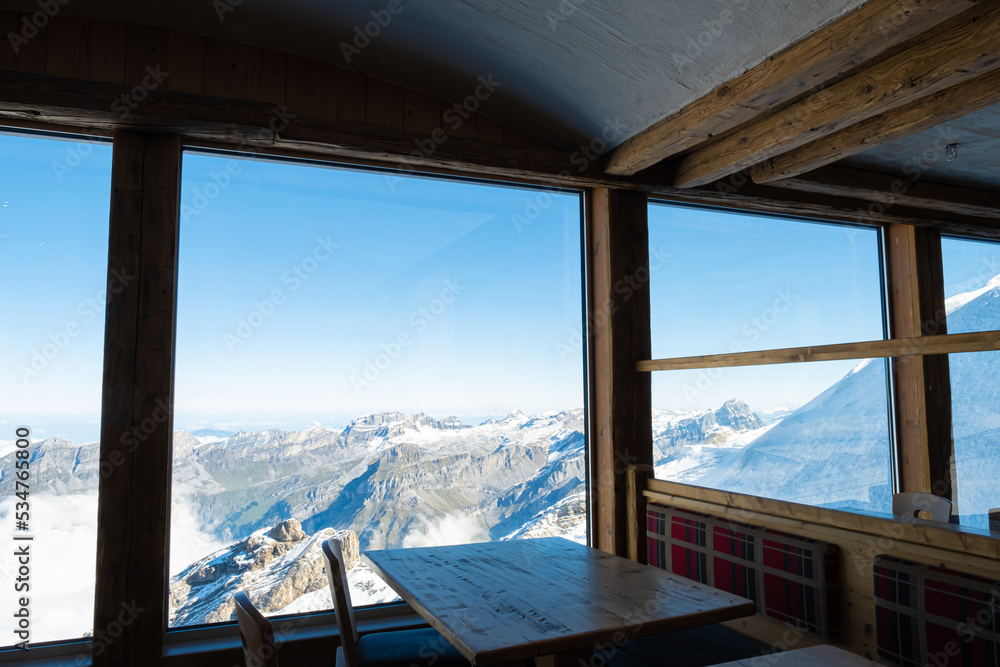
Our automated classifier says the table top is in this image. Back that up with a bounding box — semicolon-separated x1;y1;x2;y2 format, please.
363;536;756;665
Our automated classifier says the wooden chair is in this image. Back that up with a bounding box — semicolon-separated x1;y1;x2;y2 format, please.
891;492;952;523
322;538;470;667
234;590;280;667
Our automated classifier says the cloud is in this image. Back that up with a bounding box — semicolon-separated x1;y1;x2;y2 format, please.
401;513;488;549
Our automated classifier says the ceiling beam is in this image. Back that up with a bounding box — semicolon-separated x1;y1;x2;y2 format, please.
602;0;978;177
751;68;1000;184
761;165;1000;220
669;3;1000;189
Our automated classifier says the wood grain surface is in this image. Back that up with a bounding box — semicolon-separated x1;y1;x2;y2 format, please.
363;537;755;666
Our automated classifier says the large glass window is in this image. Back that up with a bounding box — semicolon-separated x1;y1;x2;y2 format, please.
941;236;1000;528
0;131;112;646
168;152;586;627
648;203;893;513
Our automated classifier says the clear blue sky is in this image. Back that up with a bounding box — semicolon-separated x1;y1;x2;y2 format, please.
174;152;585;433
648;204;887;412
6;130;947;441
942;236;1000;298
0;131;112;444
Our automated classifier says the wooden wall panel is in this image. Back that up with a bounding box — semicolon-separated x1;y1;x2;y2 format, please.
125;24;169;85
84;19;128;84
203;37;247;99
246;47;286;106
286;54;328;116
11;10;47;74
365;76;404;128
167;30;205;94
330;67;366;122
44;15;80;78
403;88;442;134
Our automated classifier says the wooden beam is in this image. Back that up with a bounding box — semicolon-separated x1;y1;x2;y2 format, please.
590;189;652;557
885;225;955;504
670;4;1000;188
644;478;1000;570
753;68;1000;183
760;165;1000;220
637;330;1000;372
603;0;977;176
95;131;180;667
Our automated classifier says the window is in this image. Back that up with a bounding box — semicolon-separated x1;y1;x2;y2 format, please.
0;131;112;646
168;152;587;627
647;203;893;513
941;236;1000;528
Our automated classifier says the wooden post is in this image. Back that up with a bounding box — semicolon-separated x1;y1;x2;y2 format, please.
886;224;956;507
589;188;653;558
94;131;180;667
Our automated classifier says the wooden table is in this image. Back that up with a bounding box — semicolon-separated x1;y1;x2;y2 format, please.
363;536;756;666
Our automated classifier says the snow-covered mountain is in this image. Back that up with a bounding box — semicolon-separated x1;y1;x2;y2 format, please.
666;272;1000;525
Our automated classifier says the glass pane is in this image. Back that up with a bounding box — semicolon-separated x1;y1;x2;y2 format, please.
0;131;112;646
648;204;886;359
169;153;586;627
942;236;1000;527
652;360;893;513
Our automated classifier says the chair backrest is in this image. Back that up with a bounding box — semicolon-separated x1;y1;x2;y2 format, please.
234;591;279;667
892;492;952;522
322;537;360;667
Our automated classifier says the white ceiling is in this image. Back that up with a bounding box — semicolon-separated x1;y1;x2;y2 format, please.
2;0;869;149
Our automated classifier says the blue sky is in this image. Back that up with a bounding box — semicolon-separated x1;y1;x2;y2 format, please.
10;131;990;441
173;151;585;433
0;131;112;444
649;204;887;412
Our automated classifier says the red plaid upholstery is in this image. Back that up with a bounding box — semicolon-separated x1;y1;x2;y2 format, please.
646;503;841;641
874;555;1000;667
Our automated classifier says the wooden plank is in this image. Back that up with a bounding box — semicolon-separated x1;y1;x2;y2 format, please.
245;47;286;106
124;24;169;86
84;19;127;84
670;3;1000;188
44;15;80;78
12;10;47;74
604;0;978;176
285;54;327;117
626;464;652;563
0;70;275;144
403;88;442;134
753;67;1000;183
364;538;755;666
167;30;205;94
714;645;878;666
94;131;180;667
644;478;1000;564
365;76;404;128
591;189;652;557
477;114;505;144
330;67;366;121
203;37;247;99
637;330;1000;372
885;225;955;503
761;166;1000;219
